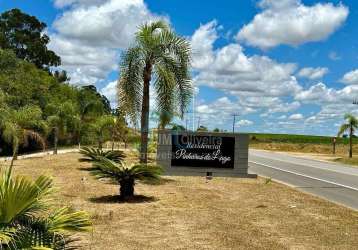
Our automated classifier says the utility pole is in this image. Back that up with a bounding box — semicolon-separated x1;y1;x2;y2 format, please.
232;114;239;133
197;116;201;130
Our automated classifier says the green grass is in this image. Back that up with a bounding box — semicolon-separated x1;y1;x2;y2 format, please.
250;133;356;145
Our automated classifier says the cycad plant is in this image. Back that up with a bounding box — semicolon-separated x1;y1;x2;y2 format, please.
118;20;192;163
88;157;162;199
338;113;358;158
0;105;47;167
0;167;91;249
79;146;125;163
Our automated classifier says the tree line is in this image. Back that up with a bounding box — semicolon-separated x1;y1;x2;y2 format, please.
0;9;137;159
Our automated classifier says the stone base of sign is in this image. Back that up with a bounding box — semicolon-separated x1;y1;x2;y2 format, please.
157;130;256;178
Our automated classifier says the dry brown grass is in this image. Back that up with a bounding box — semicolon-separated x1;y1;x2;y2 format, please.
1;153;358;250
250;142;358;167
250;142;357;155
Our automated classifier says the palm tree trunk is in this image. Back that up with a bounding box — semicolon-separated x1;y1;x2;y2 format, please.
54;127;58;155
119;179;135;199
349;127;353;158
10;144;18;168
140;62;152;164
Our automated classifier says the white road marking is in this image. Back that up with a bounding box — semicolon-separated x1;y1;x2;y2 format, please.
250;152;358;177
249;160;358;192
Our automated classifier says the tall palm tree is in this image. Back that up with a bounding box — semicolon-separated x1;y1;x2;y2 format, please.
0;166;91;249
118;20;192;163
46;101;78;154
0;105;47;167
338;113;358;158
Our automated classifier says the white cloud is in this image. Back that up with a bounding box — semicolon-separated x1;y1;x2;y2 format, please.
48;35;118;85
289;113;303;120
191;21;301;99
237;0;349;49
341;69;358;85
50;0;166;85
52;0;164;48
295;82;358;105
191;20;218;70
297;67;328;80
237;119;253;126
100;80;117;106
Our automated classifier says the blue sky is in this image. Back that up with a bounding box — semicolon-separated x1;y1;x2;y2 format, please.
1;0;358;135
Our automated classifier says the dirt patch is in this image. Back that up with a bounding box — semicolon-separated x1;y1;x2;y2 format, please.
1;153;357;249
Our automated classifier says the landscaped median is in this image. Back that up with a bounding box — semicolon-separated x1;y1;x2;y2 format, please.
2;152;357;250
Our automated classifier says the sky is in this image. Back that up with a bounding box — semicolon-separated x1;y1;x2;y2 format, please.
1;0;358;135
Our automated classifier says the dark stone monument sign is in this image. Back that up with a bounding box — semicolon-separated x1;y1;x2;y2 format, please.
157;130;255;177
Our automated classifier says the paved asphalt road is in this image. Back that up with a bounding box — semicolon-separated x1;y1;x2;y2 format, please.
248;149;358;210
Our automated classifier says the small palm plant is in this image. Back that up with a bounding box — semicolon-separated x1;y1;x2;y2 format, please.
89;157;162;199
0;105;47;167
0;167;91;249
338;113;358;158
79;146;125;163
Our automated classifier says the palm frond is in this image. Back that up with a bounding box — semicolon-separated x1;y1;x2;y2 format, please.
22;129;46;149
0;169;53;224
0;167;91;249
44;207;91;233
118;47;144;125
79;146;125;163
90;157;162;183
338;123;350;137
130;164;163;181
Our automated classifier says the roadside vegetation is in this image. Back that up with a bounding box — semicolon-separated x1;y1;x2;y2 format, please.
0;165;91;248
79;146;162;199
2;153;357;250
250;116;358;166
0;9;142;163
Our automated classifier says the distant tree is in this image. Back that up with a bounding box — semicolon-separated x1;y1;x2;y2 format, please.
112;108;130;149
0;105;47;166
213;128;220;132
197;125;208;132
82;85;111;114
53;69;70;83
118;20;192;164
0;8;61;69
45;101;77;154
92;115;115;149
338;113;358;158
75;86;108;147
171;123;186;131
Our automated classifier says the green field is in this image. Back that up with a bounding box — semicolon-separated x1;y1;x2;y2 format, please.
249;133;356;145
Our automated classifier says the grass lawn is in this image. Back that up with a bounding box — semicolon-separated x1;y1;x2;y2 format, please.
2;153;358;249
